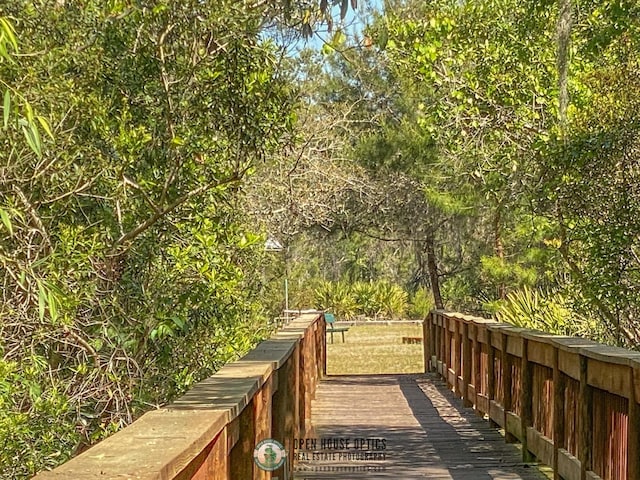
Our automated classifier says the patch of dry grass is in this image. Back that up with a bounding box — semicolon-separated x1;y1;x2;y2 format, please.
326;322;425;375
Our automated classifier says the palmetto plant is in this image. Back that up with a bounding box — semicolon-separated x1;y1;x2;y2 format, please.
313;281;358;319
314;280;409;320
409;287;435;320
495;287;608;341
373;281;408;319
352;282;378;317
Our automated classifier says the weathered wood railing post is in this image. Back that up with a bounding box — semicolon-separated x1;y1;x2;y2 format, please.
630;360;640;480
445;315;452;388
423;313;432;372
487;329;497;428
552;347;564;480
520;338;534;462
432;312;439;373
439;312;445;374
502;332;517;443
472;323;481;410
578;354;593;480
453;319;462;397
462;321;472;407
272;340;298;479
628;362;639;480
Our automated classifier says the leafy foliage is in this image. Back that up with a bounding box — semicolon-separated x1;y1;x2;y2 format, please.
314;280;416;320
0;4;295;477
272;0;640;349
494;287;609;342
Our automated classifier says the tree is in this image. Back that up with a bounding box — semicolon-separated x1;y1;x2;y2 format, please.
540;1;640;345
0;2;296;476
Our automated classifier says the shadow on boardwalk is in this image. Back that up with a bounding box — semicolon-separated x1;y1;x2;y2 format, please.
294;373;548;480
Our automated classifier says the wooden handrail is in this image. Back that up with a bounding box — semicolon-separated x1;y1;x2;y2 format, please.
33;313;326;480
424;310;640;480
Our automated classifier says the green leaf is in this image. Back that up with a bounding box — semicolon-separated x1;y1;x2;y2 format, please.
48;289;58;322
3;90;9;128
37;280;47;322
171;316;185;329
22;123;42;157
0;40;10;63
0;17;18;51
28;381;42;401
0;207;12;236
24;101;34;122
37;115;54;139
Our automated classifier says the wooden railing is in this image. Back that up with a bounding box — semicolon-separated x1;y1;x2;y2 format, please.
34;312;325;480
424;310;640;480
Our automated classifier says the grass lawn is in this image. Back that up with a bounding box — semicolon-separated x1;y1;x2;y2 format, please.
326;322;425;375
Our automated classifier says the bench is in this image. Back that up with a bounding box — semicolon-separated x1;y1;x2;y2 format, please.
402;336;423;344
324;312;349;344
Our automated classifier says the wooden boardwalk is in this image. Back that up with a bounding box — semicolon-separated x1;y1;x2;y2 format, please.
293;374;549;479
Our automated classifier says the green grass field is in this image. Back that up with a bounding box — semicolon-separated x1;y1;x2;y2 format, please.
326;322;425;375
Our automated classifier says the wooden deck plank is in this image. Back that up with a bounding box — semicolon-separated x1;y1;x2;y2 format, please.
294;374;549;479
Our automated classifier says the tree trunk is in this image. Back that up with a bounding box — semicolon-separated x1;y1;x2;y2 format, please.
494;208;506;300
557;0;573;133
425;232;444;309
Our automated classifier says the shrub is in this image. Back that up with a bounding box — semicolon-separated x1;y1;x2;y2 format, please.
493;287;607;341
409;287;434;319
313;280;413;320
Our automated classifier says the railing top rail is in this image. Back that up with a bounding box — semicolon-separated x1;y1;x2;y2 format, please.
432;309;640;368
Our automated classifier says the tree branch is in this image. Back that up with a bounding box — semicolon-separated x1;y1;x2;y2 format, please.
112;172;243;251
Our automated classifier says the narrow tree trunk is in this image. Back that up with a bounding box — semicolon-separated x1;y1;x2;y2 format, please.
557;0;573;133
425;232;444;309
494;208;506;300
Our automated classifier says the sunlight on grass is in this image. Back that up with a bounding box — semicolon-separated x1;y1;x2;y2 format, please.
326;322;425;375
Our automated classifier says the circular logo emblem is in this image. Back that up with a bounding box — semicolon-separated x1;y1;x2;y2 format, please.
253;438;286;471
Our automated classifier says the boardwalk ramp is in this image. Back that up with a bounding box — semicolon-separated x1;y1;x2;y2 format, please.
295;373;548;479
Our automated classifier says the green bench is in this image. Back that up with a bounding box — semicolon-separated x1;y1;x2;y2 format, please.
324;312;349;343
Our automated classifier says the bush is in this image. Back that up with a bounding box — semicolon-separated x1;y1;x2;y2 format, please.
313;280;424;320
492;287;607;341
409;287;434;319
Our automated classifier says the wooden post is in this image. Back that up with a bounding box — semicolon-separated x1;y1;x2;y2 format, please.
439;314;445;373
293;344;301;440
462;322;472;407
434;314;441;371
255;380;272;480
628;365;639;480
229;398;256;479
473;324;481;411
318;315;327;378
488;330;497;428
454;319;462;397
272;353;297;480
552;347;565;480
579;355;593;480
503;333;516;443
213;429;230;480
430;314;437;372
423;314;432;373
520;339;534;462
445;315;452;388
